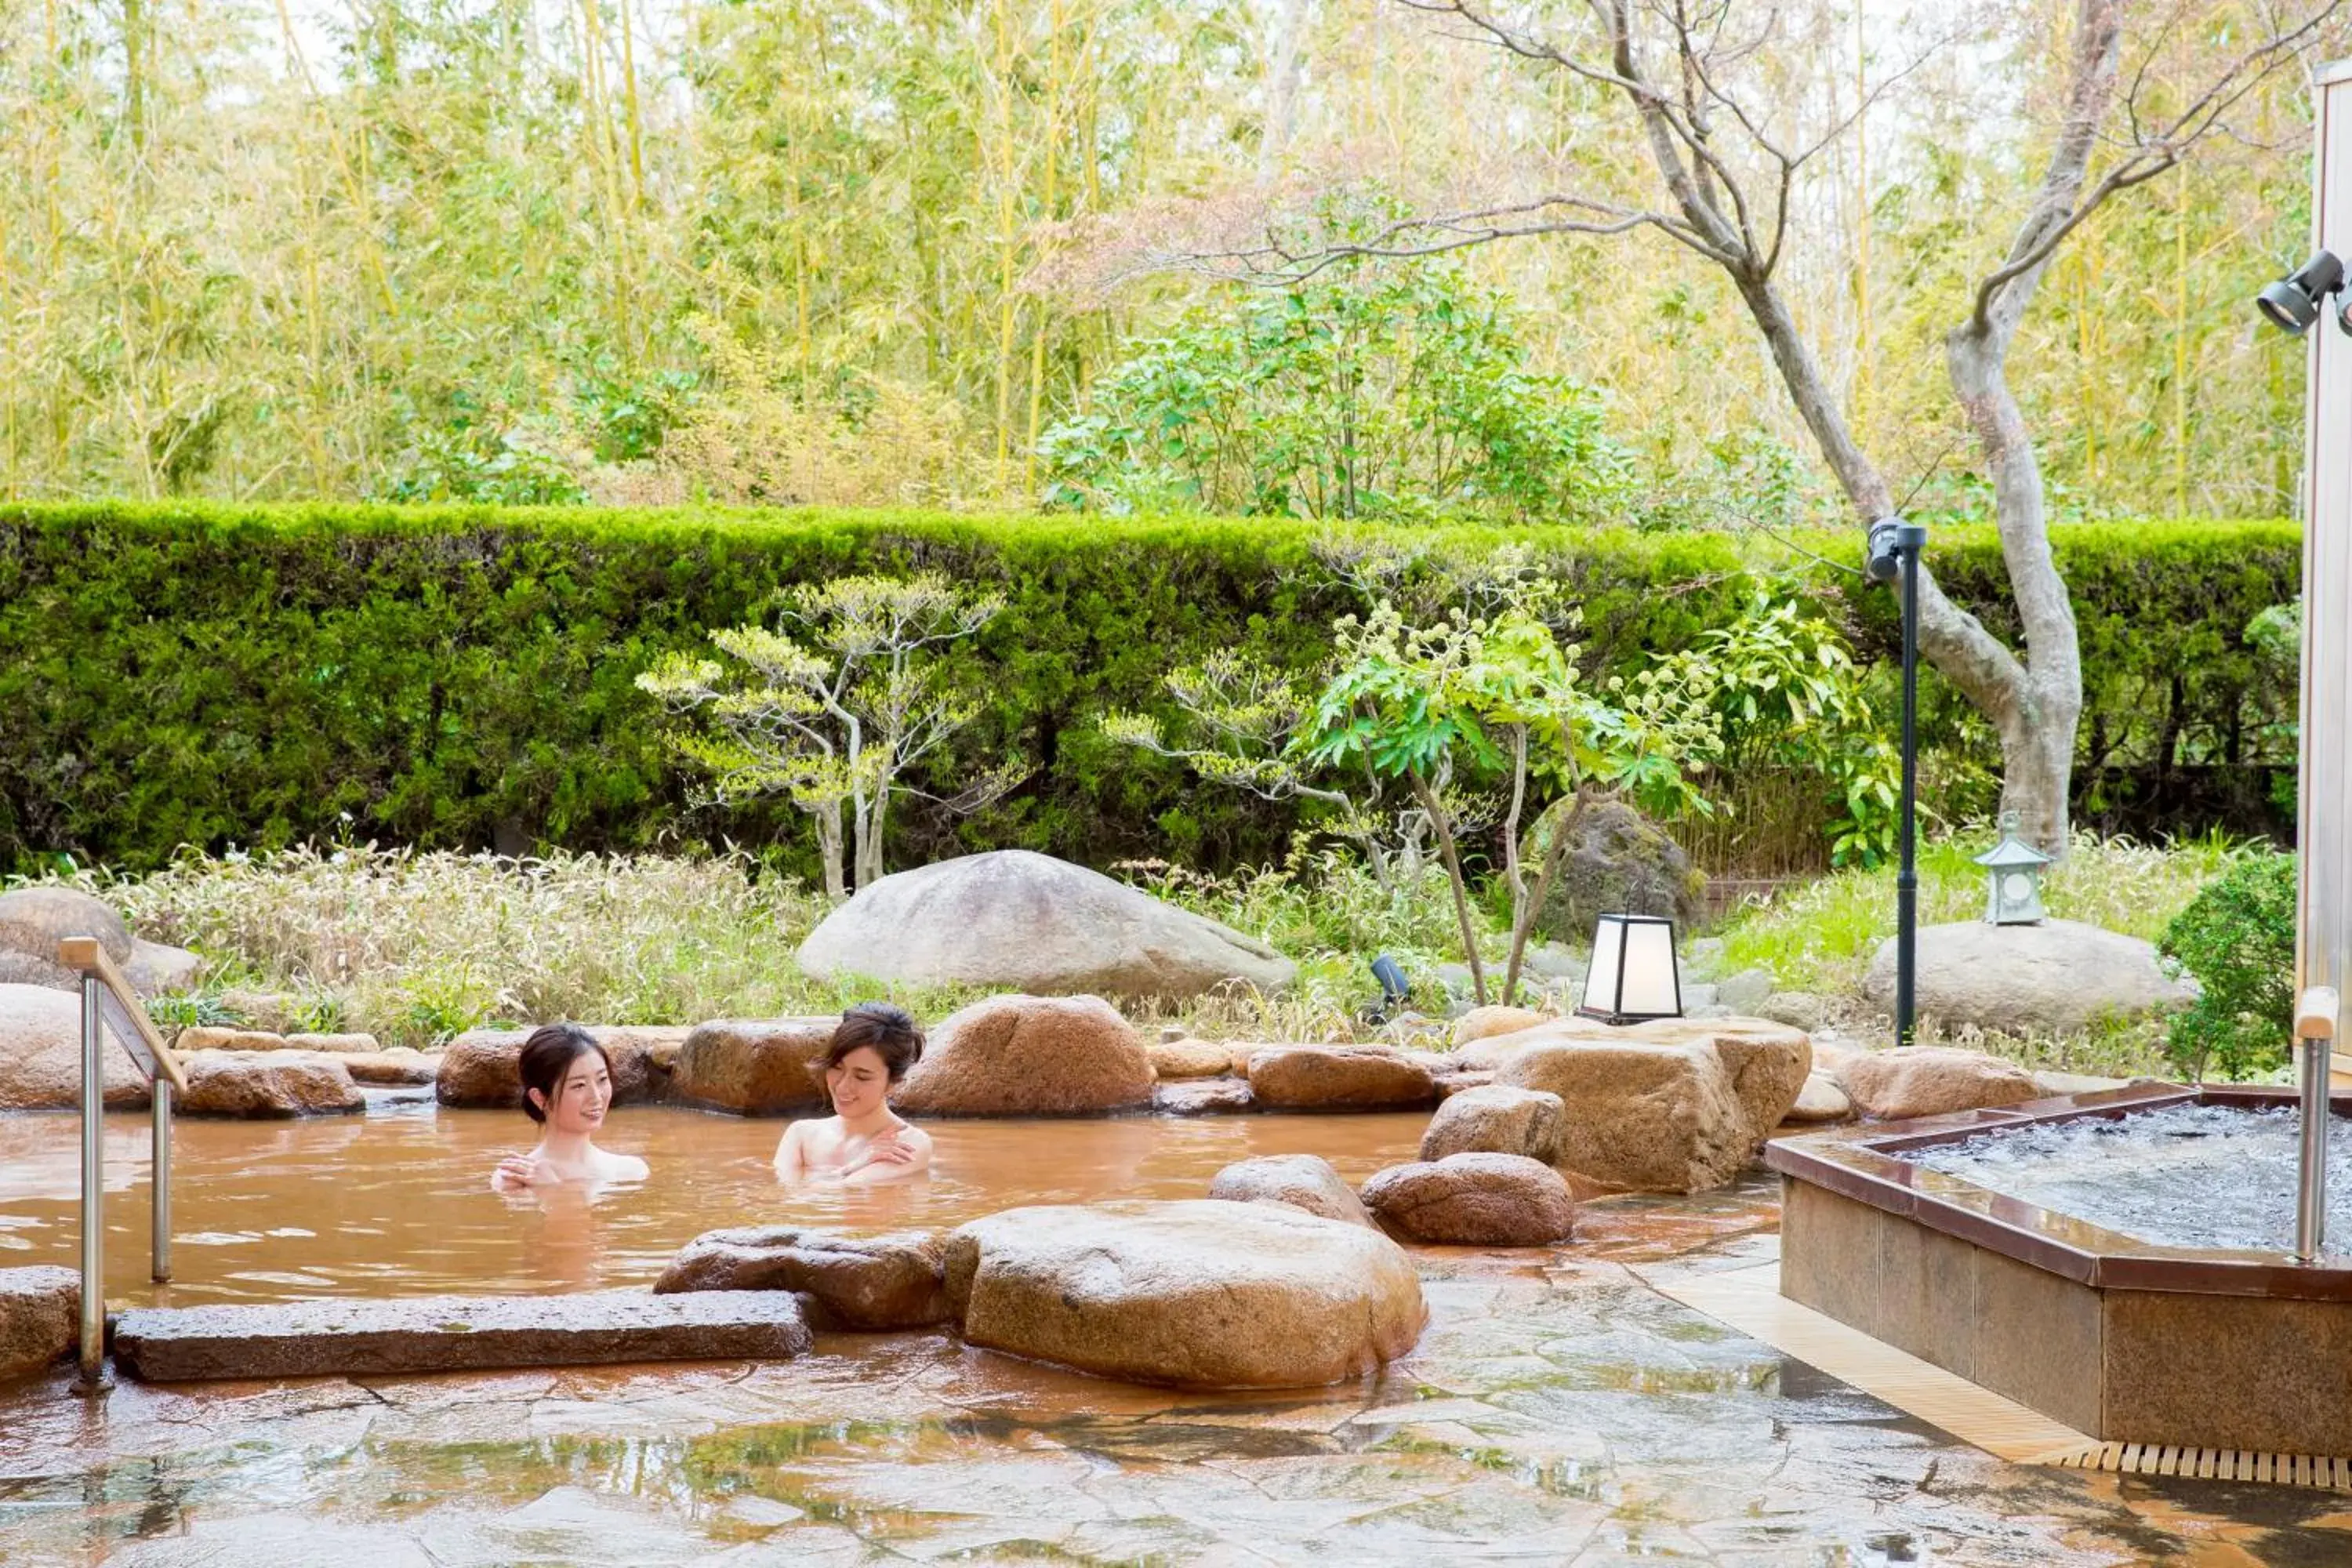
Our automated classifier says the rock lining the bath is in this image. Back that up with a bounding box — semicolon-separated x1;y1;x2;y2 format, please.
111;1289;815;1381
178;1050;365;1117
795;850;1297;1002
1152;1077;1254;1116
0;982;152;1112
671;1017;839;1116
655;1226;950;1328
1145;1036;1236;1080
1361;1153;1579;1247
1207;1154;1376;1228
1462;1015;1813;1193
943;1200;1425;1388
891;993;1153;1116
435;1025;686;1109
1835;1044;2041;1121
1244;1044;1440;1110
1419;1083;1566;1164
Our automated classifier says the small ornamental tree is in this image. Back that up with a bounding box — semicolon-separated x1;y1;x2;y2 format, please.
1300;600;1720;1007
635;574;1012;898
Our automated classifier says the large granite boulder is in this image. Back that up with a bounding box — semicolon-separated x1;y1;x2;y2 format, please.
1419;1083;1565;1163
1475;1016;1812;1192
670;1018;838;1116
1861;919;2197;1036
0;887;197;997
0;1265;78;1381
654;1226;949;1328
797;850;1295;1002
891;994;1152;1116
1361;1153;1578;1246
435;1025;684;1109
1207;1154;1375;1228
1525;798;1705;946
1835;1045;2041;1121
0;982;150;1111
179;1051;364;1117
1245;1044;1438;1110
942;1200;1425;1388
0;886;131;985
123;938;202;996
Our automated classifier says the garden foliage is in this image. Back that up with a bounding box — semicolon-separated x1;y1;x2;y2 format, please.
1039;261;1631;523
0;503;2300;877
2158;850;2298;1081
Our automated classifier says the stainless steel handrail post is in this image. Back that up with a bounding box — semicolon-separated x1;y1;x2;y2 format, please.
2296;986;2339;1262
74;973;107;1394
151;1080;172;1283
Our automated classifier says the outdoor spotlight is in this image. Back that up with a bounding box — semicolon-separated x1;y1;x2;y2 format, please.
1864;517;1904;583
2256;249;2347;336
1366;953;1412;1022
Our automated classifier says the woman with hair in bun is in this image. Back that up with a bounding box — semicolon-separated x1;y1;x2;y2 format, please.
488;1023;652;1192
775;1002;934;1185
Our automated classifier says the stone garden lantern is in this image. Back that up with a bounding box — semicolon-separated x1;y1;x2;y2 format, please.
1974;816;2051;926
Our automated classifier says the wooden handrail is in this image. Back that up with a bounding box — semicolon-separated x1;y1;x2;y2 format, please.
56;937;188;1094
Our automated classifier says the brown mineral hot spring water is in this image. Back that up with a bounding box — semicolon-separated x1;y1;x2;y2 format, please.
0;1104;1430;1307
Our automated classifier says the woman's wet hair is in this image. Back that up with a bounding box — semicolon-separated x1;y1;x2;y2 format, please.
517;1022;613;1123
823;1002;925;1083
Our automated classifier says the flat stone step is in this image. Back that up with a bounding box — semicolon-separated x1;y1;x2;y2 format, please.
112;1289;811;1382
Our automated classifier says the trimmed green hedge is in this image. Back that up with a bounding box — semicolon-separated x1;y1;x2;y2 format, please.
0;503;2300;873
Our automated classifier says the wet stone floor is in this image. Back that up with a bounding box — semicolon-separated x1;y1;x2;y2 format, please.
7;1178;2352;1566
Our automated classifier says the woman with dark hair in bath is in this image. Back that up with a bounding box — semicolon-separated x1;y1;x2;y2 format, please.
774;1003;934;1185
488;1023;651;1192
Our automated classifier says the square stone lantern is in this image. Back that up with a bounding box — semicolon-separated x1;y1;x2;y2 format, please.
1974;816;2053;925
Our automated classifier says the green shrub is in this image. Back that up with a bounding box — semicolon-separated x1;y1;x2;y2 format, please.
2158;851;2297;1081
0;503;2303;876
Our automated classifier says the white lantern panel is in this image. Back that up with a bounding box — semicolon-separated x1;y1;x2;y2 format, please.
1618;920;1682;1017
1583;919;1624;1015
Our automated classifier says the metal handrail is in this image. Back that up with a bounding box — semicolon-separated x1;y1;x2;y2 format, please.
2296;985;2339;1263
56;935;187;1393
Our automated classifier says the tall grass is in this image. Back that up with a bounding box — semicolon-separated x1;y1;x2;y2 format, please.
16;843;1509;1049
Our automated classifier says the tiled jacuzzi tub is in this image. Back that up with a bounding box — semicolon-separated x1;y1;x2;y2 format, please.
1767;1084;2352;1457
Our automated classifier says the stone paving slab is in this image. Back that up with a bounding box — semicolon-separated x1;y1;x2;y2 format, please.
112;1288;811;1381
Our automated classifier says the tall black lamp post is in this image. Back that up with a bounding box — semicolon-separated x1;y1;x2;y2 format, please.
1867;517;1927;1047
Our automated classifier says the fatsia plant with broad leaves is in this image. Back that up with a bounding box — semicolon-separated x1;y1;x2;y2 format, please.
1300;600;1721;1007
635;574;1015;898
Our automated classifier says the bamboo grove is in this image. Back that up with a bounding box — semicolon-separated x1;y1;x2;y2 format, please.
0;0;2321;521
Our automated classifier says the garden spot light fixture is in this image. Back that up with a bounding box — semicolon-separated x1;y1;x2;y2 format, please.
2256;249;2350;336
1576;914;1682;1025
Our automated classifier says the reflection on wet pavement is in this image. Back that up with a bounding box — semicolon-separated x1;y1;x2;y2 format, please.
4;1114;2350;1563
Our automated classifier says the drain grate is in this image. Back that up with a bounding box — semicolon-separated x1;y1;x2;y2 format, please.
2039;1443;2352;1489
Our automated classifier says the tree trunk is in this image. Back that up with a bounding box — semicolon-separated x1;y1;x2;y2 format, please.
854;787;887;891
1730;269;2071;851
810;803;848;901
1410;771;1486;1007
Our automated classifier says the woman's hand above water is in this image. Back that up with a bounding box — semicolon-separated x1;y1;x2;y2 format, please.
491;1152;554;1192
